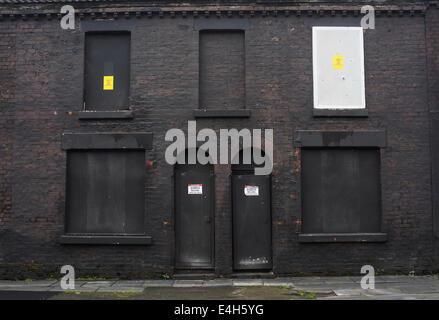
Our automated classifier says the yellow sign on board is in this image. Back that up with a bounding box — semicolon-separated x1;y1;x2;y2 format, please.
333;55;343;69
103;76;114;90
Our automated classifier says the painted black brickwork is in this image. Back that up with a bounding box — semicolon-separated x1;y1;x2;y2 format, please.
0;1;439;278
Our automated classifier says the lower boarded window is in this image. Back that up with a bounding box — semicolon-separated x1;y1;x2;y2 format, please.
301;148;381;233
66;150;144;234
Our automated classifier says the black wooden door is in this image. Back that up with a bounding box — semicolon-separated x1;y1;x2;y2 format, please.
232;174;272;270
175;163;214;269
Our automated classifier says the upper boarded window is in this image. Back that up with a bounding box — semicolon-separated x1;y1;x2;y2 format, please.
301;148;381;234
199;30;245;110
312;27;365;110
84;32;130;110
66;150;144;234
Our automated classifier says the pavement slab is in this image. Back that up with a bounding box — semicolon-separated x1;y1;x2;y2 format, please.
294;286;334;294
2;276;439;299
0;280;57;287
361;288;404;295
321;277;356;284
110;280;146;287
144;280;174;287
262;279;294;287
319;295;371;300
173;280;205;287
372;275;418;283
82;281;116;288
232;279;264;286
203;279;233;287
0;286;52;292
332;289;365;296
395;285;439;294
302;282;358;288
289;277;324;284
48;286;98;292
97;287;144;292
362;293;439;300
48;280;88;288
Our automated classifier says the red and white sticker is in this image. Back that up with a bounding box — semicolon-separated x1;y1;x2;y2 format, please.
188;184;203;195
244;185;259;196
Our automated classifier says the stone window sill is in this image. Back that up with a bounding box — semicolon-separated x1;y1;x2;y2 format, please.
59;234;152;245
78;110;134;120
313;109;368;118
298;233;387;243
193;109;251;118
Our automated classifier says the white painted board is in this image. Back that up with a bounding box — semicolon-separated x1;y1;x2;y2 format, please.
312;27;366;109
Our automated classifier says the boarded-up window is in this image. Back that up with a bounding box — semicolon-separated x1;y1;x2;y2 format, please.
301;148;381;233
66;150;144;234
84;32;130;110
199;30;245;110
312;27;365;109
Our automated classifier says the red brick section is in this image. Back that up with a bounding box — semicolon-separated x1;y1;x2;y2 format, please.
0;2;438;278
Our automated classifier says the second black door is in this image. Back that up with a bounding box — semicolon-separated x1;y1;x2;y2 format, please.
232;174;272;270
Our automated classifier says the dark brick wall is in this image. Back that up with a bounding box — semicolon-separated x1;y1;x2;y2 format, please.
427;5;439;265
427;7;439;115
0;4;438;278
0;20;15;270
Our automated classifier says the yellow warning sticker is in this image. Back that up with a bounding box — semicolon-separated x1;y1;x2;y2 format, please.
103;76;114;90
333;55;343;69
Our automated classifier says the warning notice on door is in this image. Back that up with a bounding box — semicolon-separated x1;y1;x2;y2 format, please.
244;185;259;196
103;76;114;90
188;184;203;195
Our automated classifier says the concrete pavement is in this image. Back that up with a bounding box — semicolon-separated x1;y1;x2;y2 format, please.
1;275;439;299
